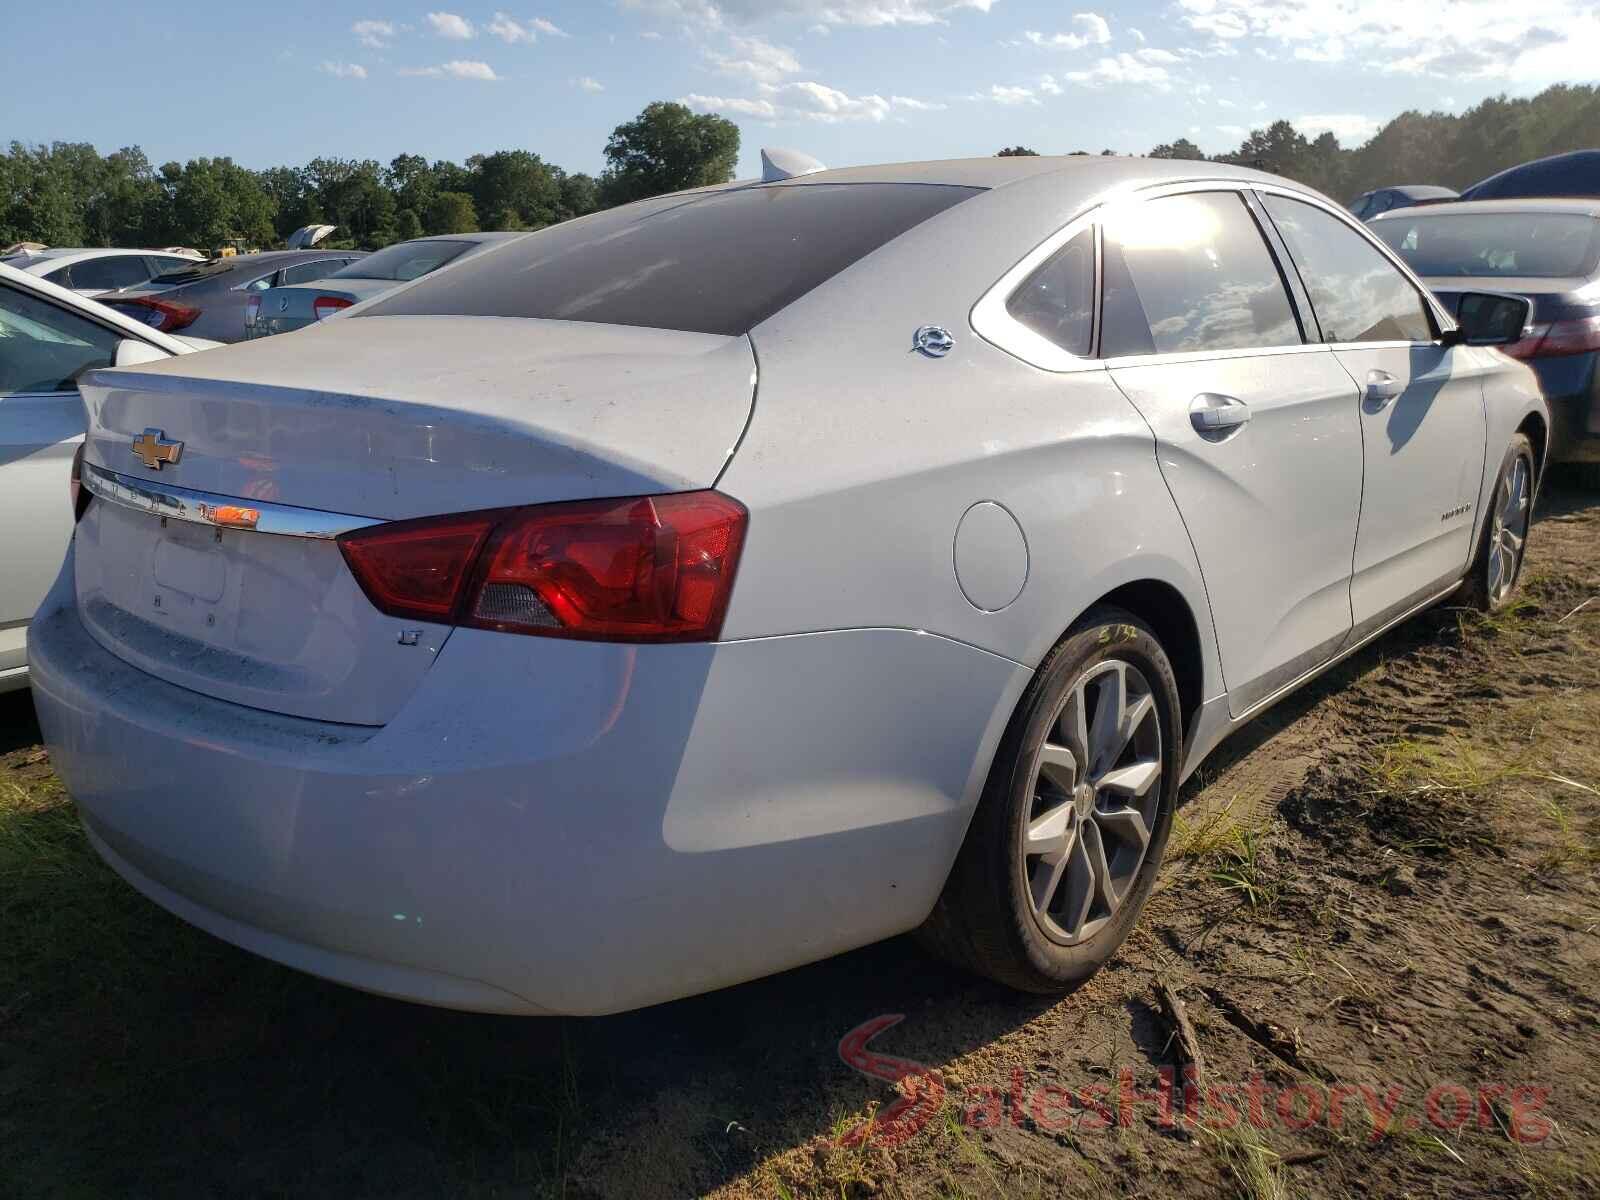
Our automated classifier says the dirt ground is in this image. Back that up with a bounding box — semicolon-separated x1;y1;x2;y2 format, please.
2;475;1597;1200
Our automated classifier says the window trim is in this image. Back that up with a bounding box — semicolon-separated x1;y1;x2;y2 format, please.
971;178;1459;374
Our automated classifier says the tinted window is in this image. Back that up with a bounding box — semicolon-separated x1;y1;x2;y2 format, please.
1263;195;1433;343
69;255;153;291
1007;230;1094;355
333;240;472;282
1099;191;1300;357
151;260;234;286
281;258;346;285
364;183;983;335
148;255;198;275
1373;211;1600;279
0;285;123;394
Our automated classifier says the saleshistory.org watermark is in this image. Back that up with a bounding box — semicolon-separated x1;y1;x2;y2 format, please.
837;1015;1556;1148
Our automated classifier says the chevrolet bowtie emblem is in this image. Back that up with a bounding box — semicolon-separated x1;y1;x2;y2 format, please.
131;428;183;470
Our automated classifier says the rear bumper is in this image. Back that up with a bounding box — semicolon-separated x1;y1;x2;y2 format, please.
1529;356;1600;463
29;555;1028;1015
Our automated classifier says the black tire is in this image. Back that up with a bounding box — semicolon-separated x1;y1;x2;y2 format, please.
1460;434;1536;613
917;606;1182;993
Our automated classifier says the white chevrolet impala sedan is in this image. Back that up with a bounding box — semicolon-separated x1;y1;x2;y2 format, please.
31;155;1547;1015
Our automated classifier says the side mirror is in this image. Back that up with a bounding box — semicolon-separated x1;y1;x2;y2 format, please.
1448;291;1532;347
113;338;169;367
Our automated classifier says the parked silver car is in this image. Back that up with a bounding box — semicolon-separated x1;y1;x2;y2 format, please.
0;262;219;692
102;250;366;343
244;233;524;338
32;155;1547;1014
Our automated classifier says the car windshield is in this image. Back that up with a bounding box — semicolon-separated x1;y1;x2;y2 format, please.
361;183;983;335
332;240;473;282
1374;212;1600;278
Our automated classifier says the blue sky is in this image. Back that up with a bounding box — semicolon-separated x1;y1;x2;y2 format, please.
6;1;1593;180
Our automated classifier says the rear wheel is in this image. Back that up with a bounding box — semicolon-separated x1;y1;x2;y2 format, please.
918;608;1181;992
1461;434;1535;612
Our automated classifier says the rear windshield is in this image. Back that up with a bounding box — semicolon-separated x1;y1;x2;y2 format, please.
1373;212;1600;278
333;240;473;282
150;260;233;285
361;183;984;335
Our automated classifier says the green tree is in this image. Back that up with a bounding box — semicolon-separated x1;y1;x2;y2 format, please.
394;208;424;242
426;191;479;235
471;149;561;229
997;145;1039;156
164;157;276;249
599;101;739;207
557;172;600;221
1149;138;1206;160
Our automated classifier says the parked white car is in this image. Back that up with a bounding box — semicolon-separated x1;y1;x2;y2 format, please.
0;247;205;298
0;262;219;692
31;155;1547;1015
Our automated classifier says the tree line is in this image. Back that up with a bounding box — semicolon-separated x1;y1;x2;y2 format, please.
1018;83;1600;202
0;101;739;253
6;84;1599;254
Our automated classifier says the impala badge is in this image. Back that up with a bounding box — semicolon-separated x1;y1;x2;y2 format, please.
913;325;955;358
131;428;183;470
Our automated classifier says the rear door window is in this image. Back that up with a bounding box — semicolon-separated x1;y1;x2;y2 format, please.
362;183;983;335
68;255;153;292
1099;191;1302;357
1261;195;1434;343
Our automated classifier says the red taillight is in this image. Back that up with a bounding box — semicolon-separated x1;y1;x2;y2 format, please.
69;442;90;522
110;296;200;332
312;295;353;321
337;492;747;643
1502;315;1600;359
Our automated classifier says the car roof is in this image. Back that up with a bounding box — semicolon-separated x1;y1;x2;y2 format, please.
1375;185;1458;199
706;154;1290;194
8;246;204;269
1371;198;1600;219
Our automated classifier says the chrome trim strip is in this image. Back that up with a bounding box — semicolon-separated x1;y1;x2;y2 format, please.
970;175;1459;374
80;461;383;539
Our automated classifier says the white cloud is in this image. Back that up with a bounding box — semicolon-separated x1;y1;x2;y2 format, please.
1065;52;1173;89
1038;73;1063;95
1023;12;1112;50
426;11;476;39
352;19;396;48
684;81;942;122
320;60;368;79
1173;0;1586;82
575;75;606;91
402;59;500;79
709;33;802;84
641;29;664;38
621;0;997;31
1216;124;1246;138
1128;26;1145;42
683;92;782;118
987;83;1039;105
1295;112;1381;142
534;17;569;35
487;13;534;42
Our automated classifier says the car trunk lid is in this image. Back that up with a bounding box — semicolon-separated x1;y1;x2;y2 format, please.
72;316;756;725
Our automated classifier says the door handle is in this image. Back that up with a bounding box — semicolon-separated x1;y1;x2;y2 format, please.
1189;393;1251;434
1365;369;1401;405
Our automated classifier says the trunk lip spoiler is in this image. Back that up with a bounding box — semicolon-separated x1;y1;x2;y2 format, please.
80;461;384;540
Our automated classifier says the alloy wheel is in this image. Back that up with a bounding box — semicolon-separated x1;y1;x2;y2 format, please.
1487;453;1531;605
1021;659;1163;946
